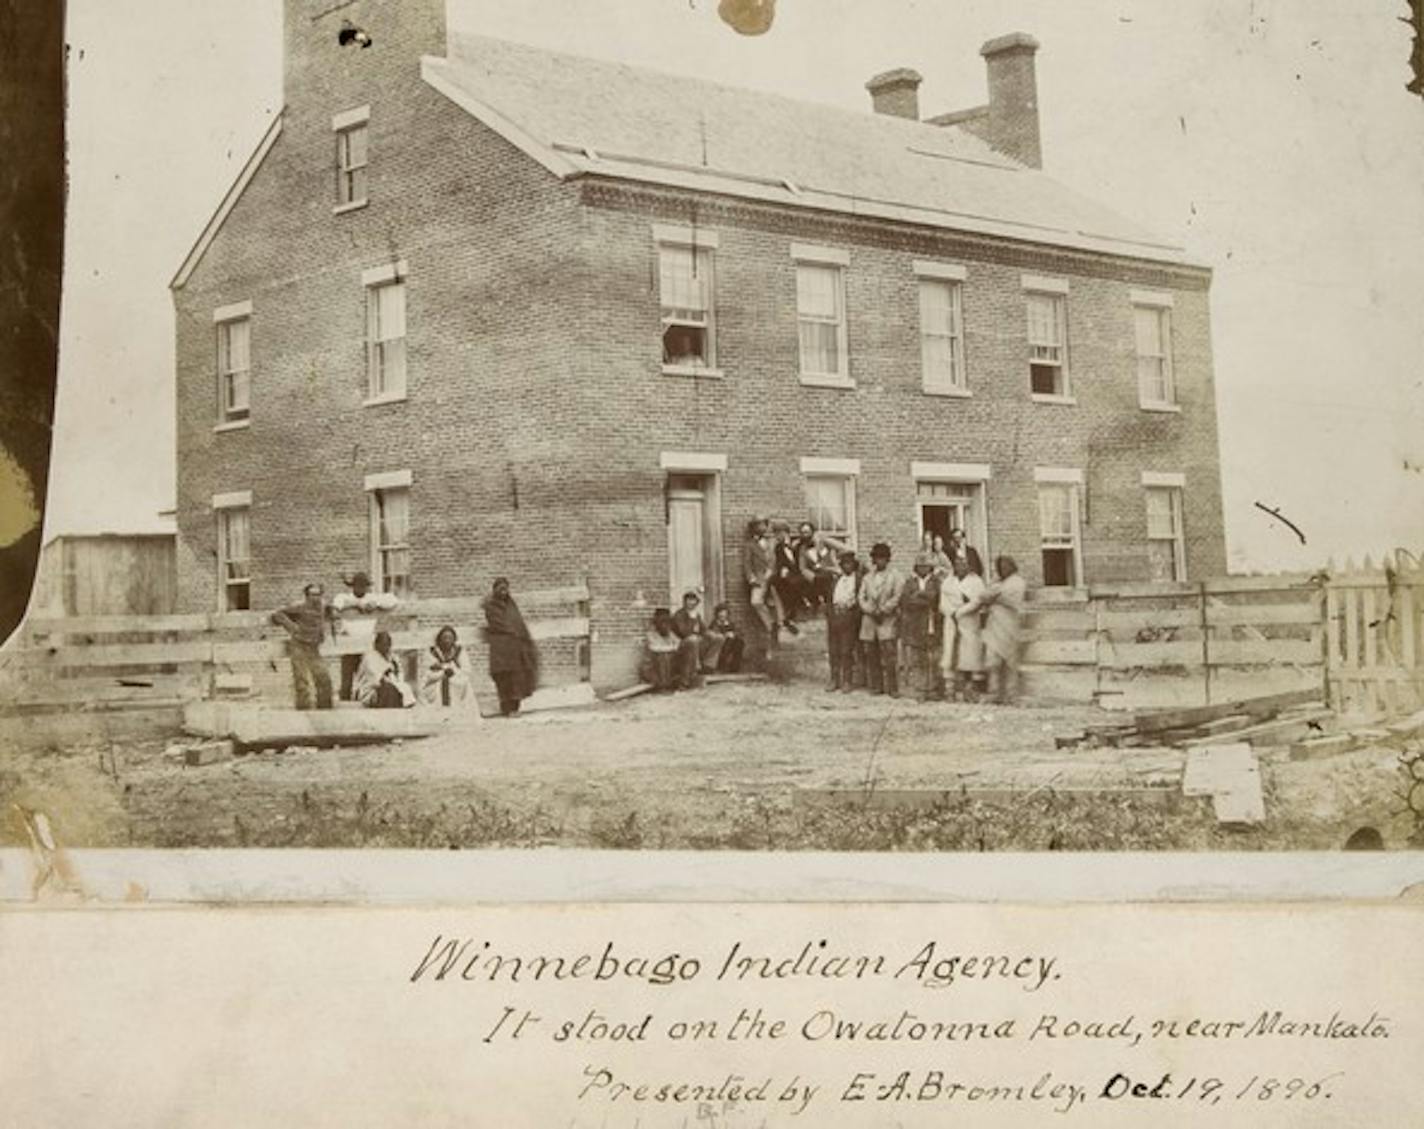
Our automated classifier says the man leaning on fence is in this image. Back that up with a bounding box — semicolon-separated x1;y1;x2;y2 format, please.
270;583;336;710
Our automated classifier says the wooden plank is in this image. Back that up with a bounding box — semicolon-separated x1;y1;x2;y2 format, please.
1343;588;1359;670
1179;708;1336;749
1207;640;1321;666
1134;687;1320;734
1206;602;1321;628
1102;640;1203;669
1022;639;1097;665
181;702;471;746
1402;586;1418;669
604;683;654;702
1022;609;1096;632
22;640;215;669
1097;607;1200;633
1363;589;1379;670
24;612;211;636
1182;742;1264;826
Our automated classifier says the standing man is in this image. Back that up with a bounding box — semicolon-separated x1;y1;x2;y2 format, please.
857;542;904;698
743;516;777;644
269;583;336;710
331;571;399;701
900;551;942;701
826;550;861;692
974;555;1028;704
483;577;539;717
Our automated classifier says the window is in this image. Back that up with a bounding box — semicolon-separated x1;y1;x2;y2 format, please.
215;314;251;423
369;485;411;597
1145;485;1187;582
1135;303;1175;406
1026;290;1069;397
803;474;856;545
796;262;848;383
336;122;369;207
919;279;966;393
366;280;407;400
659;243;716;371
216;506;251;611
1037;482;1081;587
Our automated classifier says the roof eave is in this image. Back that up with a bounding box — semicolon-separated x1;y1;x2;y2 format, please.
170;114;285;292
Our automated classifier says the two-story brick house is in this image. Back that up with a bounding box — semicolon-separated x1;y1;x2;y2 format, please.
172;0;1227;687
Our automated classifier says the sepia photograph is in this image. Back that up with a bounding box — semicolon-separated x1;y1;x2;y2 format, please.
3;0;1423;857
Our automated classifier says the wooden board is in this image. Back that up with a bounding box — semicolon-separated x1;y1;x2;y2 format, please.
1135;687;1321;735
182;702;474;747
1182;742;1264;826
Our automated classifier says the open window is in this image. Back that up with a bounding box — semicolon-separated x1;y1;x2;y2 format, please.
659;242;716;372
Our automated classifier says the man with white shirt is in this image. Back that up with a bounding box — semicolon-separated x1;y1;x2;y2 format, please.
825;550;861;692
331;571;400;701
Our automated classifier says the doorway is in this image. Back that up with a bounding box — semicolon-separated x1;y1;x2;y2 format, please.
916;479;988;561
666;472;724;609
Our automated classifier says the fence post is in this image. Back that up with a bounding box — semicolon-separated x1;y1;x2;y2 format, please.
1198;580;1211;706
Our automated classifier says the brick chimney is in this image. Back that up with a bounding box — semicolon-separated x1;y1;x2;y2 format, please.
865;67;923;120
979;32;1042;168
284;0;447;110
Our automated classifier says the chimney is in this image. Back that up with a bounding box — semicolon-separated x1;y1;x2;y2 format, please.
979;32;1042;168
865;68;923;120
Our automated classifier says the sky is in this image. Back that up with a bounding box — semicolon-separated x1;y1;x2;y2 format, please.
50;0;1424;572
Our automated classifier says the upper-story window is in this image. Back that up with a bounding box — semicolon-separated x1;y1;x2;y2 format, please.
1133;291;1176;408
363;262;407;403
333;106;370;210
1024;275;1071;400
213;301;252;426
915;261;968;396
656;225;718;374
792;244;850;386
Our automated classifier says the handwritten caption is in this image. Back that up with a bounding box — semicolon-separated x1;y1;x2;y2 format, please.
408;934;1389;1119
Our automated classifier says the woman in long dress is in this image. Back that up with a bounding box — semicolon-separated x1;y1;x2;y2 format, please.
940;555;987;701
483;577;539;717
422;625;476;709
352;630;417;709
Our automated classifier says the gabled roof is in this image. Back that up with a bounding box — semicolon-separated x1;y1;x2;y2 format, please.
171;114;284;290
424;33;1196;267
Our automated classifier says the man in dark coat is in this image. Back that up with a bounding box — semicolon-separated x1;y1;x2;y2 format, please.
482;577;539;716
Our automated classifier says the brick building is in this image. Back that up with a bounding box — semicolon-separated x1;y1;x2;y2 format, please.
172;0;1227;688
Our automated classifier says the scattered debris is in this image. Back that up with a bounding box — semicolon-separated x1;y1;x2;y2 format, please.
183;740;234;767
1058;688;1324;750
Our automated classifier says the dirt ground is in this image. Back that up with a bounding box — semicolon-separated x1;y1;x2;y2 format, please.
0;682;1415;851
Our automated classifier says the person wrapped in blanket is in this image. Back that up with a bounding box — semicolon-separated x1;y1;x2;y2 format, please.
422;625;478;709
353;630;416;709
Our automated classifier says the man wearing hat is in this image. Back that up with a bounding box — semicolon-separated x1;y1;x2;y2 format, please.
826;549;862;692
742;515;777;641
900;550;942;700
857;542;905;697
331;570;400;701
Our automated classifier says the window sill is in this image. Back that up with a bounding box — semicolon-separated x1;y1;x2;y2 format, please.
213;419;251;433
662;364;725;380
923;386;972;399
799;374;855;390
362;393;408;407
1140;401;1182;414
333;200;369;216
1031;393;1077;405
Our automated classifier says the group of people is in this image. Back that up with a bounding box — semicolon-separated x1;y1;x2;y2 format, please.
639;592;745;692
744;517;1028;703
268;574;540;717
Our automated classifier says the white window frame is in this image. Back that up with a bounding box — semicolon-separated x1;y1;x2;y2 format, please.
365;474;412;598
213;302;252;427
1142;471;1187;583
1132;293;1177;410
364;266;408;404
334;107;370;212
1024;277;1072;402
793;245;851;387
1034;467;1084;588
800;457;859;546
213;494;252;613
912;463;991;564
916;265;968;396
656;228;720;377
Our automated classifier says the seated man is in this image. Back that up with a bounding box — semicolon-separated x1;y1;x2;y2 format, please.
705;602;745;674
670;591;713;684
640;607;699;691
352;630;416;709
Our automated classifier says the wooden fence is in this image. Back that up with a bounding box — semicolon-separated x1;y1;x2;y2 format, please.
0;581;591;712
1022;557;1424;714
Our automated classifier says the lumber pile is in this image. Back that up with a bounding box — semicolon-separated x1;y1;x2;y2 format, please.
1056;688;1326;750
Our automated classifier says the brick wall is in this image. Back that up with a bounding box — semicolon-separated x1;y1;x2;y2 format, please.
174;3;1227;691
